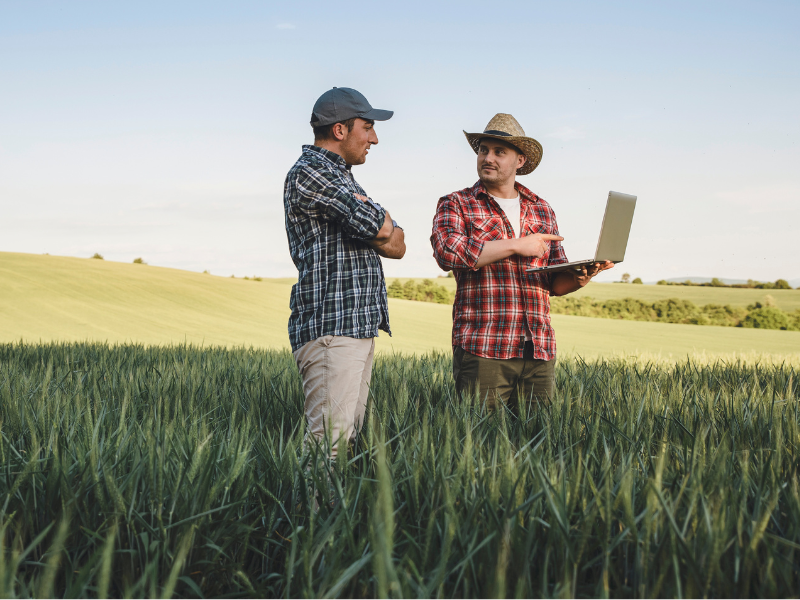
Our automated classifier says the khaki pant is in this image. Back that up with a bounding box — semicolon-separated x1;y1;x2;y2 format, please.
453;342;554;411
293;335;375;457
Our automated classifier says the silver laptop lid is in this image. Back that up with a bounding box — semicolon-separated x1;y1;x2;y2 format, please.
593;191;637;262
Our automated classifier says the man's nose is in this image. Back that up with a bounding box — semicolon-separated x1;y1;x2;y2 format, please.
370;131;379;145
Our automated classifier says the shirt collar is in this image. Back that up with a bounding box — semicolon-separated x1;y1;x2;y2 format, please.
303;145;350;171
472;180;538;204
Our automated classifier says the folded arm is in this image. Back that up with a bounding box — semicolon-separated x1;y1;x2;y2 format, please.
353;194;405;259
366;211;405;259
294;169;405;259
294;168;387;238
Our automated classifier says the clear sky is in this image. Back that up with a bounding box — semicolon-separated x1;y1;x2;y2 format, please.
2;0;798;283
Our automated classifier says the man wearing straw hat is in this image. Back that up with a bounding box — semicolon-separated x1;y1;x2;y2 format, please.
284;87;406;458
431;113;613;409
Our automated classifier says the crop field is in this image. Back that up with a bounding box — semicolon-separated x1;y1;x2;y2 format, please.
2;342;800;598
3;252;800;362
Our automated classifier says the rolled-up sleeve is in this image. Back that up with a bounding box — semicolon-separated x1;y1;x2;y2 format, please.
431;196;484;271
295;166;385;240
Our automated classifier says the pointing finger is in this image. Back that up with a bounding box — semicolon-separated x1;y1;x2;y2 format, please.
540;234;564;241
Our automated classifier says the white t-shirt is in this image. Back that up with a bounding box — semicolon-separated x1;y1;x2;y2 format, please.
489;193;532;341
490;194;521;237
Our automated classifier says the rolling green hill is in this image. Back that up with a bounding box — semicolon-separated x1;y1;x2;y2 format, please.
2;252;799;361
388;278;800;310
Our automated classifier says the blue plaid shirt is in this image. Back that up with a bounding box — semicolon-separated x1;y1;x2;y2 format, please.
283;145;391;352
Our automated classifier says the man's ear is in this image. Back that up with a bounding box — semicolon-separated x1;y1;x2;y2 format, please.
331;122;347;141
517;153;527;169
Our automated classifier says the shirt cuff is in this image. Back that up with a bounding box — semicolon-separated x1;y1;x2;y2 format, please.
464;238;485;269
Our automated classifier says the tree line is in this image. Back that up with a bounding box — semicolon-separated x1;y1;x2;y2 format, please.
550;296;800;331
655;277;794;289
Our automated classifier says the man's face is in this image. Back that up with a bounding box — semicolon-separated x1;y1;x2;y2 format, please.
340;118;378;165
477;139;526;187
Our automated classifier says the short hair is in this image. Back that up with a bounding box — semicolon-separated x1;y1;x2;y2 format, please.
312;117;374;141
312;117;356;141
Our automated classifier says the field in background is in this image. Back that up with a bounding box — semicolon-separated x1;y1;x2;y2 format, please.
388;277;800;311
2;252;800;361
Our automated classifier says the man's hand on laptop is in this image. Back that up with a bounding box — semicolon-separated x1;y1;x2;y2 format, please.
575;261;614;286
551;260;613;296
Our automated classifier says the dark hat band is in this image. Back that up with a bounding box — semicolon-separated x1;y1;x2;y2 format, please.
483;129;512;136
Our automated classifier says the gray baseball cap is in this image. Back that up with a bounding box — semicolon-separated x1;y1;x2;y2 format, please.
310;87;393;127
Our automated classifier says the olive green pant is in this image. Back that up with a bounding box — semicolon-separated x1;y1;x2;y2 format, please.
453;342;555;410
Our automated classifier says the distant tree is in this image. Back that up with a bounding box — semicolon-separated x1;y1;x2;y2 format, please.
387;280;405;299
774;279;791;290
133;257;146;264
656;280;667;285
710;277;726;287
632;277;643;284
653;298;699;323
416;279;453;304
402;280;418;301
91;253;104;260
741;307;790;330
446;271;455;278
621;273;631;284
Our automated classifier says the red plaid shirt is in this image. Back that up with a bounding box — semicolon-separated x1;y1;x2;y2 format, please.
430;180;568;360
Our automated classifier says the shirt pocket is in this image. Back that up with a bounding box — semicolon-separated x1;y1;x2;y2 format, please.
471;217;505;241
520;221;551;264
521;219;547;237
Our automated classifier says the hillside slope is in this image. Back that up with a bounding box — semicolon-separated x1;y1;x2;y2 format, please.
2;252;799;359
0;252;448;355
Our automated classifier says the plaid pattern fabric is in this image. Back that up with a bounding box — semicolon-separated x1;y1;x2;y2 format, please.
430;180;568;360
284;145;390;352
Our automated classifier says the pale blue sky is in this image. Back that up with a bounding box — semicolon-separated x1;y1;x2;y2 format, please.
2;0;798;282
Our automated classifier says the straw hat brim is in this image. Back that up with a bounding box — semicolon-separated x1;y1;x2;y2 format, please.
463;131;543;175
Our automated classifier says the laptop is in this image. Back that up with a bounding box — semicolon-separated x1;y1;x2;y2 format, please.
526;191;637;274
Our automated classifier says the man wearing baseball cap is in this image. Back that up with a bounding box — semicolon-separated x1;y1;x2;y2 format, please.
284;87;405;458
431;113;613;410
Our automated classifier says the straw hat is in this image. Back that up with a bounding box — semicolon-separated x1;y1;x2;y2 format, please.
463;113;543;175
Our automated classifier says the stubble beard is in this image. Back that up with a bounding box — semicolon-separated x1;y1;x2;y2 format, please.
478;167;512;188
342;139;368;166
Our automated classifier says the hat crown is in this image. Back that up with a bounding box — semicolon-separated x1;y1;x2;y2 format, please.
484;113;525;137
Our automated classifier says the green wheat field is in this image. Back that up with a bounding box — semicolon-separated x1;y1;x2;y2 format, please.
2;343;799;597
2;252;800;597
